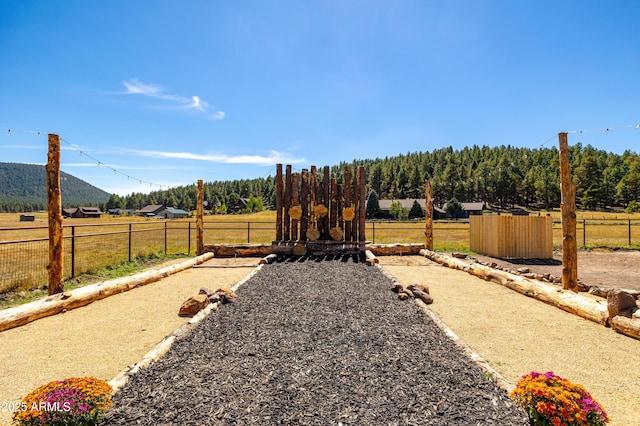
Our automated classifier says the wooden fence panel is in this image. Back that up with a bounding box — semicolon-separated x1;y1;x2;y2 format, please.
470;215;552;259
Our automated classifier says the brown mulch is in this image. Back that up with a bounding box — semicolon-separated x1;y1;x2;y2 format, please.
101;255;528;425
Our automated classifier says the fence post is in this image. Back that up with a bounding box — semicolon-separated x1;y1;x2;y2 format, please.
372;221;375;244
46;133;64;295
188;221;192;255
196;179;204;255
164;221;167;254
583;219;586;247
128;223;132;262
425;180;433;250
71;225;76;279
247;222;251;243
558;132;578;292
629;219;632;246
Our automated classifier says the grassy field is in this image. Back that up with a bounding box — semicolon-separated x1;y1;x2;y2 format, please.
2;209;640;295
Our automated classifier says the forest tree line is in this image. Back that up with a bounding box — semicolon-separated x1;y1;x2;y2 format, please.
4;144;640;214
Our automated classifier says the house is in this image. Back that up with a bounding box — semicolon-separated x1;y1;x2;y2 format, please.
374;199;485;219
136;205;166;217
62;207;103;219
229;198;249;212
159;207;190;219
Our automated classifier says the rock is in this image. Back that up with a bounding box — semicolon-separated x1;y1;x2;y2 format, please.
179;294;210;316
577;281;590;292
199;287;214;296
391;283;405;293
451;252;467;259
589;286;609;298
489;262;498;269
397;292;410;300
413;289;434;304
517;267;530;274
542;273;551;281
208;294;221;304
407;283;429;294
216;288;238;304
607;289;638;320
551;276;562;284
523;273;537;279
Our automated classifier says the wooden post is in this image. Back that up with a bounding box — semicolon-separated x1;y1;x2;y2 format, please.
46;134;64;295
291;172;299;240
309;166;317;237
300;169;309;241
559;132;578;292
322;166;330;239
357;166;366;242
330;178;338;230
196;180;204;255
344;166;352;241
284;165;292;241
276;164;283;241
425;180;433;250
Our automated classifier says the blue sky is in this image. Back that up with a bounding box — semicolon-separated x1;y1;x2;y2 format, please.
1;1;639;196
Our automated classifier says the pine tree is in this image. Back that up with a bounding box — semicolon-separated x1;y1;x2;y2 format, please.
366;190;380;218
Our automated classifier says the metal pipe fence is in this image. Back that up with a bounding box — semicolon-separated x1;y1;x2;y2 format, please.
2;218;639;294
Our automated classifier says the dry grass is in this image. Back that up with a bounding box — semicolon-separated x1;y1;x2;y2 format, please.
2;209;640;294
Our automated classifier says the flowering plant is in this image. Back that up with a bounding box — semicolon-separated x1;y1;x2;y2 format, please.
13;377;112;426
510;371;609;426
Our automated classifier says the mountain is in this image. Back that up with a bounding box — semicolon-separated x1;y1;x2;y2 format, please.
0;162;110;212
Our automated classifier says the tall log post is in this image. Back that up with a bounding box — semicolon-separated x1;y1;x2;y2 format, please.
276;164;283;241
344;166;352;241
284;165;292;241
559;132;578;292
46;134;64;295
196;180;204;255
291;172;299;240
337;183;343;231
425;180;433;250
310;166;317;235
322;166;330;239
300;169;309;241
357;166;366;242
330;178;338;230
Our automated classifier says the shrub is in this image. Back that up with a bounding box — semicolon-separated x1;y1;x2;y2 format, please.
13;377;112;426
510;371;609;426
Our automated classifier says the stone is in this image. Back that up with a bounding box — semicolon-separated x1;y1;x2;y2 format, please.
216;288;238;304
199;287;214;296
178;294;210;317
451;252;467;259
517;267;530;274
413;290;434;305
523;273;537;279
607;289;637;320
407;283;429;294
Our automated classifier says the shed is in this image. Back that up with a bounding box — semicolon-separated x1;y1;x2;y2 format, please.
160;208;190;219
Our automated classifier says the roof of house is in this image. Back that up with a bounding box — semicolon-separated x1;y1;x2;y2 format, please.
137;204;165;214
163;208;189;215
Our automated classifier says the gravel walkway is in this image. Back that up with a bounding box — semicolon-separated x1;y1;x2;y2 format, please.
101;255;528;425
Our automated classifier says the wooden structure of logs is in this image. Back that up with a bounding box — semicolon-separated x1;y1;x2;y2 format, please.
274;164;367;248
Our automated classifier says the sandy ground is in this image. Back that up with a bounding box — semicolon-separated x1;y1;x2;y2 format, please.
1;254;638;425
380;255;639;426
0;257;259;426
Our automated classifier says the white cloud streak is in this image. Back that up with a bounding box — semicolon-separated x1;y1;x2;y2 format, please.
129;149;306;166
122;79;225;120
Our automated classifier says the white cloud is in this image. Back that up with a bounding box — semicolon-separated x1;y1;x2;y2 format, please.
121;79;224;120
129;149;306;166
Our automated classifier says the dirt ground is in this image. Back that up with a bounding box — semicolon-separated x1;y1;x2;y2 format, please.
1;252;638;425
472;249;640;291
